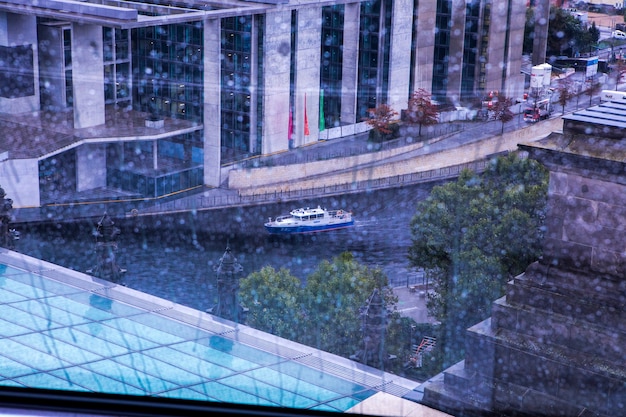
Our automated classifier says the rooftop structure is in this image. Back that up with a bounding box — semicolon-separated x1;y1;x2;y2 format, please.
0;248;449;416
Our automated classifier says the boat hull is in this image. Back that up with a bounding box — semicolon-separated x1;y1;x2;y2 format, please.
264;220;354;235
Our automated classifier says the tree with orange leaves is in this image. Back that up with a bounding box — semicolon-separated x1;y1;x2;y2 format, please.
406;89;439;136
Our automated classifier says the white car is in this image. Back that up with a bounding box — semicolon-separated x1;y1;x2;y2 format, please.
612;30;626;39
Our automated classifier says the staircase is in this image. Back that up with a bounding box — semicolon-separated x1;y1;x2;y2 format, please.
406;336;436;368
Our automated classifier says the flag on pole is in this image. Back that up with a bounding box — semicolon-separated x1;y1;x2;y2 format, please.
304;93;310;136
319;89;325;131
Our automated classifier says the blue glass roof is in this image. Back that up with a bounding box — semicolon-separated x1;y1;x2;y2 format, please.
0;251;420;414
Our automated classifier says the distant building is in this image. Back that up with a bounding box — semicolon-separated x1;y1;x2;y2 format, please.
0;0;525;209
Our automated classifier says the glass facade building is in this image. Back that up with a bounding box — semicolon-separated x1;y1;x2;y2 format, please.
0;0;526;229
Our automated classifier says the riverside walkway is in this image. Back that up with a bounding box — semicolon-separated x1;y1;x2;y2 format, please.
135;115;562;218
13;114;562;224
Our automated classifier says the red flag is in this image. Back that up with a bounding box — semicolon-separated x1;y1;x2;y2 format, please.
304;93;310;136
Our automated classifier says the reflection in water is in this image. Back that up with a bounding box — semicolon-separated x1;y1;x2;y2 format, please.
85;293;114;336
0;263;6;287
16;183;440;312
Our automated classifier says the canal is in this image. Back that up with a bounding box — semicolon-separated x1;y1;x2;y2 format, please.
14;182;440;312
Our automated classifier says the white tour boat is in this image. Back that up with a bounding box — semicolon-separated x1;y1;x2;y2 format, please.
264;206;354;234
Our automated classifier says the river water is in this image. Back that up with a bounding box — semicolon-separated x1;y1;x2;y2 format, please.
14;183;439;312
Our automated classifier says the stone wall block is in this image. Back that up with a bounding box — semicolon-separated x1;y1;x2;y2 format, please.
492;343;512;382
491;299;517;331
542;237;592;270
606;382;626;414
505;348;560;398
556;366;620;413
544;204;565;241
569;323;625;364
505;279;554;312
463;332;495;379
519;384;585;416
591;246;626;277
564;221;622;256
597;201;626;231
548;171;568;196
567;175;626;207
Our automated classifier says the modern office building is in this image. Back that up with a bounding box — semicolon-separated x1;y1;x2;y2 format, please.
0;0;525;209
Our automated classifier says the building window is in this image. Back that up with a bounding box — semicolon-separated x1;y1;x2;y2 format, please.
132;23;203;122
64;28;73;107
357;0;391;121
461;0;480;100
320;4;344;128
103;28;131;106
432;0;451;101
221;16;253;158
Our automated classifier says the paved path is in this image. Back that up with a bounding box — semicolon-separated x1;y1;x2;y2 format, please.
393;286;437;324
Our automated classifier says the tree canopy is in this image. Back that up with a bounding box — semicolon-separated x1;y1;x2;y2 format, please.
239;252;412;371
524;6;601;57
408;154;548;365
406;89;439;136
490;95;514;134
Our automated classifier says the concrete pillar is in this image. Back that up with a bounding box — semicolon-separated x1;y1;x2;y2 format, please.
412;0;436;94
386;0;414;112
71;23;105;128
341;3;360;125
294;7;322;147
0;12;39;114
261;10;292;155
446;0;467;105
203;18;221;187
76;144;106;192
532;0;549;65
503;0;527;99
0;158;40;208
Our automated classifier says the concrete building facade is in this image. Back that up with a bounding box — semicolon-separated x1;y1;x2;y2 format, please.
0;0;525;209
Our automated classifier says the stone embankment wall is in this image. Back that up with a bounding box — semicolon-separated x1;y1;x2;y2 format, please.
229;118;563;195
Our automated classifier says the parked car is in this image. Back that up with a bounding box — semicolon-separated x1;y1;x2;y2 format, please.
612;30;626;40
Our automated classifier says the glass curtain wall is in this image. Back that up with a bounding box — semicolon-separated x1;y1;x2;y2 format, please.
64;27;73;108
461;0;480;100
221;16;253;162
432;0;452;101
356;0;391;121
102;23;206;198
255;14;264;155
103;28;131;106
478;1;491;92
133;23;204;121
320;5;344;129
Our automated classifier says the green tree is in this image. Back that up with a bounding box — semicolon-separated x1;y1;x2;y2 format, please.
239;252;411;373
546;6;586;57
406;89;439;136
239;266;303;340
300;252;393;357
408;154;548;365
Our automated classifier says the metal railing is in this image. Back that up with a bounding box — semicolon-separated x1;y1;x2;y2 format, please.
146;158;492;215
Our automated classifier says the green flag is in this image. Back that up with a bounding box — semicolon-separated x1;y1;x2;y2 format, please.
319;89;325;131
